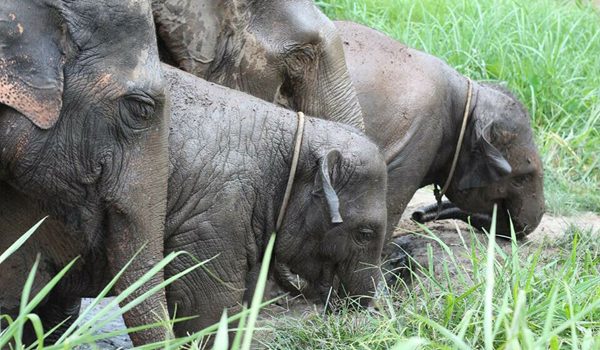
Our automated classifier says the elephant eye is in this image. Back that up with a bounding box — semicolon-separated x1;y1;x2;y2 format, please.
354;228;376;245
120;94;157;131
511;174;531;188
125;94;156;119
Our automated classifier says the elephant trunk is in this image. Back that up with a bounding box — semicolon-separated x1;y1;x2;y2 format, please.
296;30;364;130
336;260;379;307
103;100;171;343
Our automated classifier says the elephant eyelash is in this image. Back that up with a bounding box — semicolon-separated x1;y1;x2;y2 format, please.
352;227;378;246
118;98;156;132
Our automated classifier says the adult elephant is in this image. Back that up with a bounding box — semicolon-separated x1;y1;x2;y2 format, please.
151;0;364;129
0;0;169;345
337;21;545;240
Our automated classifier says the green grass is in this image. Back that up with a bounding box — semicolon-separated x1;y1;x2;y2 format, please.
265;209;600;349
318;0;600;215
0;220;278;349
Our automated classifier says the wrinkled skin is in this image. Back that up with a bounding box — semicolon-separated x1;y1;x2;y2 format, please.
0;0;169;345
162;65;386;334
151;0;364;129
337;21;544;240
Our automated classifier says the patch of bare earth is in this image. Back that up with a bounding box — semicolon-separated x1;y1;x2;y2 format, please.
390;189;599;273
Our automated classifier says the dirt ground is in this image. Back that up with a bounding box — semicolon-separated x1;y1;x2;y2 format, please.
76;189;600;349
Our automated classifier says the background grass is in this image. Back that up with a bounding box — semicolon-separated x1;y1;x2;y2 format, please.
317;0;600;215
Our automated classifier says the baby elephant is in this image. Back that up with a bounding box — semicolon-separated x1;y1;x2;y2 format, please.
338;21;545;239
162;65;387;335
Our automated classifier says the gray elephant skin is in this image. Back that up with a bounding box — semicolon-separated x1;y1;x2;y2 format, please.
1;64;388;341
151;0;364;129
337;21;544;239
0;0;170;345
162;64;386;335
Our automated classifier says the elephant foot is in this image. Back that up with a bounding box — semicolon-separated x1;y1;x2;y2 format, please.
380;235;415;290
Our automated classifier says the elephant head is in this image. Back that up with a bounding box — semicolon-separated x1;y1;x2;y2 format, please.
0;0;169;343
441;83;545;238
274;143;387;306
152;0;364;129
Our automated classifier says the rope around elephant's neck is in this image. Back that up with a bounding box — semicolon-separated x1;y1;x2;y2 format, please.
276;111;306;231
434;78;473;219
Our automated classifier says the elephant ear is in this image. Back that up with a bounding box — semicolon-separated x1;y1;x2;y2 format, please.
0;0;65;129
314;149;344;224
457;121;512;190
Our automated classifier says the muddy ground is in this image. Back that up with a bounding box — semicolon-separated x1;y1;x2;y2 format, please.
76;189;599;349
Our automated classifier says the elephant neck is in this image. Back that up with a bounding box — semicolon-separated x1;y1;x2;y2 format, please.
426;78;479;189
252;111;304;261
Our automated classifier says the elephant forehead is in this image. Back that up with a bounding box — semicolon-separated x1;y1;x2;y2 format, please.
240;33;269;72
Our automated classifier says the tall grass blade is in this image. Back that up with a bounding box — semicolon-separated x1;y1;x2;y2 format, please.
0;217;46;265
240;233;276;350
483;205;498;350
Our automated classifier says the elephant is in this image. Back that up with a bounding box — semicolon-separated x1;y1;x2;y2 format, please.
336;21;545;240
0;0;170;345
151;0;364;129
1;64;388;342
161;64;386;335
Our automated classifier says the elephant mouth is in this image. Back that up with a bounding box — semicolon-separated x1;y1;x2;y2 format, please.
273;262;339;304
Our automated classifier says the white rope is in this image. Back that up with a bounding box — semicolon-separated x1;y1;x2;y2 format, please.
434;78;473;215
276;111;306;231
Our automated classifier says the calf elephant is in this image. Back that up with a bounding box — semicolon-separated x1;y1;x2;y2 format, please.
162;65;386;334
151;0;364;129
0;0;169;345
337;21;544;239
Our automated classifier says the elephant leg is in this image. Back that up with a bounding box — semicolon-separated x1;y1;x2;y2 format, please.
380;173;420;289
165;253;246;340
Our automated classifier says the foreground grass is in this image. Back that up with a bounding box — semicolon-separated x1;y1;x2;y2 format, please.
0;220;276;349
318;0;600;215
264;220;600;349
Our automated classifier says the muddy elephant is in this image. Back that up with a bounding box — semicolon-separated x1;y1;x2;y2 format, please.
151;0;364;129
0;0;170;345
337;21;544;239
162;65;386;334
